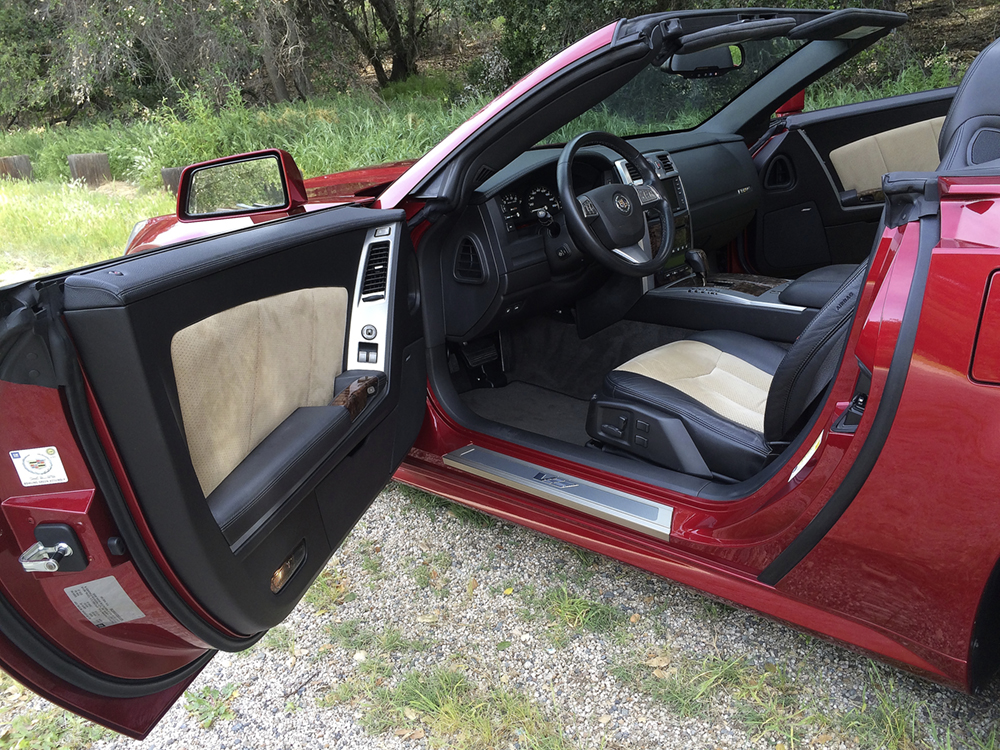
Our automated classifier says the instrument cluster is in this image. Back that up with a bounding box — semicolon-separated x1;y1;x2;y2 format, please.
498;185;563;233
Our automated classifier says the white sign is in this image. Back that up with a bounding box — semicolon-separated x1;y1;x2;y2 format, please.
9;446;69;487
64;576;145;629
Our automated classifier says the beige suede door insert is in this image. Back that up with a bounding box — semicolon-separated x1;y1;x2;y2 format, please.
171;287;349;496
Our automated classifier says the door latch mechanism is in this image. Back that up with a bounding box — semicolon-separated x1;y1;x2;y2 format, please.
19;541;73;573
17;523;88;573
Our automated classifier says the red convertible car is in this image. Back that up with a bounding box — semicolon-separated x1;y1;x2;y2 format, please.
2;7;1000;737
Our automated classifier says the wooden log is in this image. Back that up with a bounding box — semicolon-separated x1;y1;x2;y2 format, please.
0;155;32;181
161;167;185;195
67;153;111;186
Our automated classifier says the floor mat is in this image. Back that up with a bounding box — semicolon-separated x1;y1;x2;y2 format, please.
460;382;592;445
504;317;690;400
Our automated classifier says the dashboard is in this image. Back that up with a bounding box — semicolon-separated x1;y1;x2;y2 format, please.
440;133;761;341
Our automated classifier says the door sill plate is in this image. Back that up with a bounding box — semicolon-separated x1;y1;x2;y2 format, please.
443;445;673;541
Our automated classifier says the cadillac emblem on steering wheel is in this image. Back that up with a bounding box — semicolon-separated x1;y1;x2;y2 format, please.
613;192;632;215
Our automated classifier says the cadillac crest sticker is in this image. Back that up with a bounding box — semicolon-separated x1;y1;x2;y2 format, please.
9;446;69;487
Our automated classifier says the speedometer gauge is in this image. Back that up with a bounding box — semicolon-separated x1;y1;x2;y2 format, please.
526;186;561;215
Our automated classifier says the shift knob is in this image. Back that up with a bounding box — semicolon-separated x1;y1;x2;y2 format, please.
685;249;708;285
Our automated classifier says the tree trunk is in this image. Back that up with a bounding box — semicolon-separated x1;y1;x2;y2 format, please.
369;0;417;81
284;7;314;99
257;11;291;102
325;0;390;87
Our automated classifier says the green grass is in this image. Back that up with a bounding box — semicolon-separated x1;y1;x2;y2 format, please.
0;86;488;189
0;180;175;275
304;567;356;611
840;666;928;750
0;673;109;749
183;683;239;729
328;667;574;749
614;654;746;719
543;586;623;631
261;625;296;654
326;619;427;655
806;59;964;112
396;482;498;528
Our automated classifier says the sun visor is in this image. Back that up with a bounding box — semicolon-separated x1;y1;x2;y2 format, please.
788;9;907;40
676;17;796;54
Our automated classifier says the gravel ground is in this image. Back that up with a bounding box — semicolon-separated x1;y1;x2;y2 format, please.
5;482;1000;749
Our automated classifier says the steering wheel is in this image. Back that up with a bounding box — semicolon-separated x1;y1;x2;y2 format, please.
557;131;675;277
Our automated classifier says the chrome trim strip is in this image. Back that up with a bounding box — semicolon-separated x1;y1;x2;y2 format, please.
346;225;398;373
650;286;807;312
443;445;673;541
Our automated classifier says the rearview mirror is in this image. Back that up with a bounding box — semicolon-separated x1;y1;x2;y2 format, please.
665;45;743;78
177;149;307;221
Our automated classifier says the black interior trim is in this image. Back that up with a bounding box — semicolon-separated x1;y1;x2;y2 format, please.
210;405;352;549
426;338;827;503
64;209;423;638
48;292;263;652
758;177;939;585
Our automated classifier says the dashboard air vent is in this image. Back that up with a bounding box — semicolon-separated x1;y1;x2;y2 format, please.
624;161;642;183
454;237;485;284
361;241;390;299
657;152;675;172
473;165;496;186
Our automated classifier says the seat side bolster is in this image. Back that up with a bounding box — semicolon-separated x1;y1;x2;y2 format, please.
685;330;787;374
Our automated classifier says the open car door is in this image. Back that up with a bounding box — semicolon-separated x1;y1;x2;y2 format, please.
0;201;425;737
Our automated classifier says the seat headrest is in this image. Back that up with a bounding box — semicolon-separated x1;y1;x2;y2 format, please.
938;37;1000;170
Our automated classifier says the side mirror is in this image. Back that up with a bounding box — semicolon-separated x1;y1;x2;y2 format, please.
665;45;744;78
177;149;307;221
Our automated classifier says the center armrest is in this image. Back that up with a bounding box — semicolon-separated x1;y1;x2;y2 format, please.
778;264;857;309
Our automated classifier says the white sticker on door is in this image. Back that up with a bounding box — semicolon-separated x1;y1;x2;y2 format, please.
64;576;145;629
8;446;69;487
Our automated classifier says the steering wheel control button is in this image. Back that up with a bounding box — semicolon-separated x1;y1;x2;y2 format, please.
579;197;598;217
636;185;660;204
361;324;377;340
613;193;633;215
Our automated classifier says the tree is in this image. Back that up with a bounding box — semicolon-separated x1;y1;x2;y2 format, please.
0;1;54;129
321;0;440;86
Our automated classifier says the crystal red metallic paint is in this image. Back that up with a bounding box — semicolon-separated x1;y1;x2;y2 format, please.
2;8;998;740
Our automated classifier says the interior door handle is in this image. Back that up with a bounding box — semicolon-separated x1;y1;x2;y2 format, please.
332;376;379;420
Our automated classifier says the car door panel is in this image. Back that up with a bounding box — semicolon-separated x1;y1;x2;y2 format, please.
828;116;945;196
750;88;954;276
0;204;425;736
62;206;425;636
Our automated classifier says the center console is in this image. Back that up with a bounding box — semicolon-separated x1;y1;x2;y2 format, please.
631;258;857;343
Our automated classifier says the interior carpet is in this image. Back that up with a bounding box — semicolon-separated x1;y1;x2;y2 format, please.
460;382;592;445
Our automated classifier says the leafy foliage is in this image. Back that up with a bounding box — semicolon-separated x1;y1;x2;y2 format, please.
184;683;239;729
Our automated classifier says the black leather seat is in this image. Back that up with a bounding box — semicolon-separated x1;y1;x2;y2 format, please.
586;263;866;481
586;38;1000;482
937;36;1000;171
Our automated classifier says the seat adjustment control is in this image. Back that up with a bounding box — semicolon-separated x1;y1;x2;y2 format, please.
601;414;628;439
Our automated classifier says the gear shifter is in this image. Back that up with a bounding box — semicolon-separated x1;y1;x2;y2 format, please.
685;249;708;287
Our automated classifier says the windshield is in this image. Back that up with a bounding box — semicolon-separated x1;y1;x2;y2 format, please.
541;36;805;144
